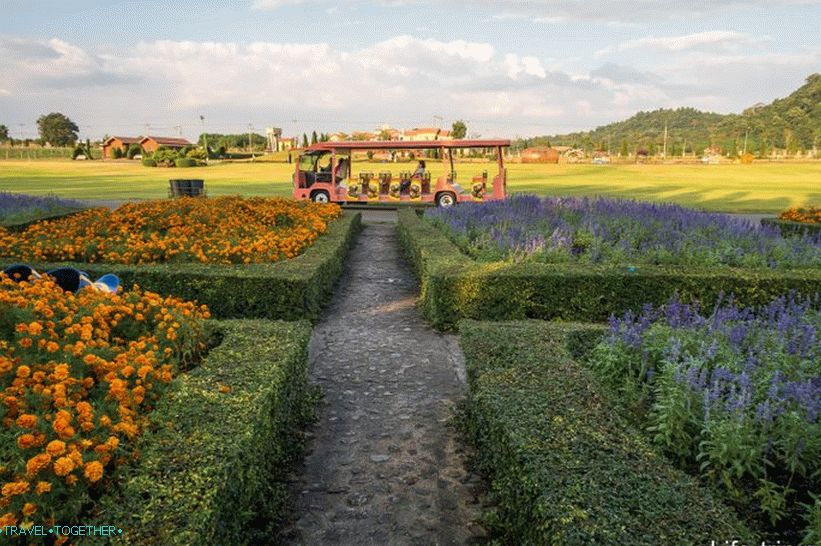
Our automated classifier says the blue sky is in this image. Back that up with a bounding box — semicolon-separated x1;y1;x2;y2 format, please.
1;0;819;140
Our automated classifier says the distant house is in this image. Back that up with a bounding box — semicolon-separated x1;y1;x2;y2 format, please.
102;136;142;158
402;127;451;141
140;136;192;154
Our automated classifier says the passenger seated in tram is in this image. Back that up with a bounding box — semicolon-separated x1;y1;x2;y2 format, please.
403;160;426;191
335;157;350;183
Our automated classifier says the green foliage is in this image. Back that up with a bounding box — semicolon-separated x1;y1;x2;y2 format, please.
37;112;79;147
513;74;821;155
174;157;197;168
397;209;821;330
152;147;179;167
141;158;157;167
7;212;361;321
71;145;86;160
196;133;266;151
185;147;207;160
126;144;142;159
0;124;9;142
451;120;467;139
458;320;753;545
112;146;124;159
761;218;821;238
84;319;314;545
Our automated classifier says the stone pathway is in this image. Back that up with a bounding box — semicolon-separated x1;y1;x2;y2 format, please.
284;220;486;545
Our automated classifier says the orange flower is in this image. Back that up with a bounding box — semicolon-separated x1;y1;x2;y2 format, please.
16;414;38;428
1;481;30;497
16;366;31;378
34;481;51;495
22;502;37;516
53;457;75;477
83;461;103;483
46;440;66;456
25;454;51;476
17;434;38;450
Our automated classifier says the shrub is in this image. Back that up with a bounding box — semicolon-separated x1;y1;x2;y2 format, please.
141;158;157;167
779;205;820;225
397;209;821;330
152;147;178;167
459;320;753;545
762;217;821;238
126;145;142;160
112;146;124;159
174;157;197;168
83;319;312;545
1;211;362;321
185;147;207;161
71;146;85;160
0;273;210;529
589;294;820;541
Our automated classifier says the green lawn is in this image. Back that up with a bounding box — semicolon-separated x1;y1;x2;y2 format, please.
0;159;818;213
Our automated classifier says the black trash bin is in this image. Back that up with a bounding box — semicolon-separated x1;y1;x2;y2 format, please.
169;179;205;198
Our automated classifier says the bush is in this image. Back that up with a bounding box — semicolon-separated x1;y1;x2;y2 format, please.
761;217;821;238
141;158;157;167
397;209;821;330
84;319;313;545
112;146;124;159
152;147;179;167
126;145;142;159
459;320;754;545
71;146;85;160
2;212;362;320
186;147;207;161
174;157;197;168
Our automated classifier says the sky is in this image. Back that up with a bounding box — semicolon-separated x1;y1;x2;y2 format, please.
0;0;819;141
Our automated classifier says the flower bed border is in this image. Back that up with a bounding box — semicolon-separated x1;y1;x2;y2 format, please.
2;211;361;321
82;319;313;545
459;319;754;545
398;209;821;330
760;217;821;237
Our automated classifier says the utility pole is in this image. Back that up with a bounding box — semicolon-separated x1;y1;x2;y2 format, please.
248;123;254;155
682;139;686;158
200;116;208;165
662;122;668;160
743;129;749;155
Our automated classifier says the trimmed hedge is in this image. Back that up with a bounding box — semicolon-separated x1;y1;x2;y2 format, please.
3;211;361;320
459;320;755;545
761;217;821;237
83;319;313;545
398;209;821;330
174;157;197;168
141;158;157;167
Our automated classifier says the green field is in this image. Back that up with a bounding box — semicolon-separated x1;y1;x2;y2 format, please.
0;159;818;213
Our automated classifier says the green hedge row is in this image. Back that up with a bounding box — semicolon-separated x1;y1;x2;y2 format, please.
83;319;313;545
761;217;821;237
4;211;361;321
459;320;754;545
398;209;821;330
141;158;157;167
174;157;198;168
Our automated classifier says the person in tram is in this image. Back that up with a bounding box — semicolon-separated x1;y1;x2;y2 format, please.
403;160;426;192
335;157;350;183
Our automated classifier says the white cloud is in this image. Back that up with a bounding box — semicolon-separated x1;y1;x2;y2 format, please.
0;34;816;138
596;30;766;57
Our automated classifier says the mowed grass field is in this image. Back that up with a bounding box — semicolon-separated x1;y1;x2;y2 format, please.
0;159;818;213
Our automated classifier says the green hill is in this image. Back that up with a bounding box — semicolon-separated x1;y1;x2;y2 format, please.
516;74;820;157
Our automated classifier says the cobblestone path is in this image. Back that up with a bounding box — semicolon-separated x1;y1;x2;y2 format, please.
285;220;486;545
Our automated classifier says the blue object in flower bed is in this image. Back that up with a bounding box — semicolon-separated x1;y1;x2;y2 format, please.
2;264;120;294
425;195;821;269
588;292;820;542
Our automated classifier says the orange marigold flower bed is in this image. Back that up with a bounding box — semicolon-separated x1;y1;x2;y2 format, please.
0;196;342;264
778;205;821;224
0;273;209;528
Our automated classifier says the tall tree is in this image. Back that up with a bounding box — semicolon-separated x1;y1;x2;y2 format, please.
37;112;79;146
451;120;467;139
302;133;309;147
311;131;318;144
0;124;8;142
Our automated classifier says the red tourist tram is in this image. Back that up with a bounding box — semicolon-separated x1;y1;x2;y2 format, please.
292;140;510;207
